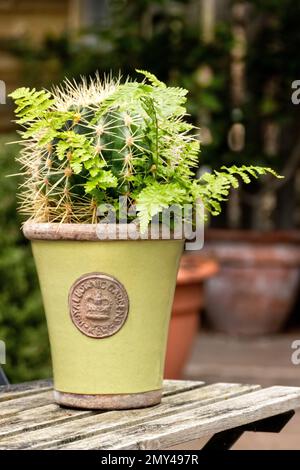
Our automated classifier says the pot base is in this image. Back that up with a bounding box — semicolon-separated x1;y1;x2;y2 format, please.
54;389;162;410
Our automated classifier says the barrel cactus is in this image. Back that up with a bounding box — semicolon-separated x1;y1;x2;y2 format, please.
10;71;281;230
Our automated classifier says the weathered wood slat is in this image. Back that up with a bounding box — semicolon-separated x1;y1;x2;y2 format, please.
162;380;204;396
0;379;52;393
0;380;52;403
1;380;300;451
0;379;200;404
58;386;300;450
0;403;96;438
0;391;54;418
0;383;259;449
0;379;203;417
0;380;204;439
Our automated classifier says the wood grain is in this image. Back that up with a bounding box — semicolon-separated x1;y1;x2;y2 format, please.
0;380;52;403
0;383;257;449
61;385;300;450
0;379;299;450
0;380;203;440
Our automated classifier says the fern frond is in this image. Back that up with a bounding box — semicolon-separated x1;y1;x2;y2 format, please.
136;69;166;88
221;165;283;181
9;88;54;123
9;71;282;226
136;182;188;232
196;165;283;215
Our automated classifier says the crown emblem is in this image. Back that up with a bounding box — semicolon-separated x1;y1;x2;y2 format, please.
86;290;111;321
69;273;129;338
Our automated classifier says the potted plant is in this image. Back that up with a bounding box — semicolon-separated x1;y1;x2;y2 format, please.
203;229;300;335
10;70;280;409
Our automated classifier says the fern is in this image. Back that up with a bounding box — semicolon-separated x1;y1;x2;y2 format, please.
9;88;54;123
85;171;118;193
136;182;188;232
195;166;282;215
9;70;282;226
136;69;166;88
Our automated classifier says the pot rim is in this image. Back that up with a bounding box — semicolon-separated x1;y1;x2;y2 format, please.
23;221;186;242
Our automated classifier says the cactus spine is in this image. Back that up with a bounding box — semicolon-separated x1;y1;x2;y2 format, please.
10;71;280;230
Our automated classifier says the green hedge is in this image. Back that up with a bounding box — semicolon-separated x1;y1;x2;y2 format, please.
0;134;51;383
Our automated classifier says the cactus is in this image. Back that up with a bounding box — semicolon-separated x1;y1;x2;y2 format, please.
10;71;282;230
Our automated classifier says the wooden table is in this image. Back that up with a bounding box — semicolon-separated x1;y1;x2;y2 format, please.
1;379;300;450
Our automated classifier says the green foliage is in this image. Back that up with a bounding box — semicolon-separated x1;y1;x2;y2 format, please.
135;182;188;230
9;0;297;177
9;87;54;124
195;166;282;215
7;0;234;169
10;71;280;231
0;134;51;383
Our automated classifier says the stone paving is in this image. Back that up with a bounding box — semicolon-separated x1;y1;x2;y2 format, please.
182;331;300;450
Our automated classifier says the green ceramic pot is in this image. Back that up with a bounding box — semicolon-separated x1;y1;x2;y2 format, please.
23;222;184;409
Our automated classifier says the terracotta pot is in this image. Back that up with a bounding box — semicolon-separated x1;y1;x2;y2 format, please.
203;230;300;336
164;254;218;379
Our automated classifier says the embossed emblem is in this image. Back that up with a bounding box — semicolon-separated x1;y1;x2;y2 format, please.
69;273;129;338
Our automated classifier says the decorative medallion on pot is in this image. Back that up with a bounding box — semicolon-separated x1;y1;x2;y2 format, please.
69;273;129;339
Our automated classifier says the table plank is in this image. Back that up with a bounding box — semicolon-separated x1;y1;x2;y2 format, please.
0;380;52;402
0;379;199;403
0;383;258;449
0;380;204;441
0;380;202;418
58;385;300;450
0;391;54;418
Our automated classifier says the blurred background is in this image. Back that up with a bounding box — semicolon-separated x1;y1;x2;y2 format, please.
1;0;300;447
